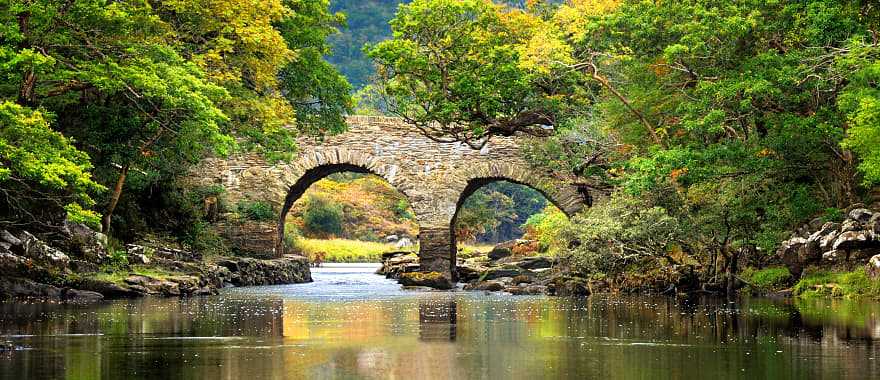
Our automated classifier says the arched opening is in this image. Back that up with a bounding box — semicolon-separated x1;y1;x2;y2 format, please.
452;178;569;263
277;164;418;263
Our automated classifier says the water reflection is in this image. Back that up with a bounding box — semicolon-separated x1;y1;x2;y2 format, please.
419;298;457;341
0;265;879;379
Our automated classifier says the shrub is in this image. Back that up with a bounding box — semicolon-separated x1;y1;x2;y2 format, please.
183;220;228;256
522;205;567;254
560;193;682;277
237;200;276;221
303;195;343;236
393;199;415;220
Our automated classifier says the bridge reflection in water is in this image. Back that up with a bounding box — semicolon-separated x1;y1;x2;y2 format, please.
419;299;457;341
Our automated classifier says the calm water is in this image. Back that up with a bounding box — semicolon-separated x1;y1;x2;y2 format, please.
1;264;879;379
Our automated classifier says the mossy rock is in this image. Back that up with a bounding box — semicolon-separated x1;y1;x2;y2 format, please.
398;271;452;289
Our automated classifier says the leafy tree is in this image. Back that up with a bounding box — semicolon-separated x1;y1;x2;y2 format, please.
367;0;590;147
303;194;344;236
0;101;103;228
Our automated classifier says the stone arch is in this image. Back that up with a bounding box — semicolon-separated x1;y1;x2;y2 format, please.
274;148;413;254
454;162;588;218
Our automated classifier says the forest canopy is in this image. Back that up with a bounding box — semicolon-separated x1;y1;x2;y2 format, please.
0;0;352;234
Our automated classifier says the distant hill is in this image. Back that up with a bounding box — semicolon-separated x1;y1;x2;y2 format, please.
327;0;404;90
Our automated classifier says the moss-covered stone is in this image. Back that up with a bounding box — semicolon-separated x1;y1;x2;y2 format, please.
398;271;452;289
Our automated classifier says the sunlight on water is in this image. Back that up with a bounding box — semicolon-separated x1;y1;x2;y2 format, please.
1;264;879;379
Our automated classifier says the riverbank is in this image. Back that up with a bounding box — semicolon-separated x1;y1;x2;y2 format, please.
0;223;312;301
378;205;880;299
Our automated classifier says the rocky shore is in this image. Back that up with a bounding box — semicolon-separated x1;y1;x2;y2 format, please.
777;205;880;279
0;222;311;302
378;240;591;296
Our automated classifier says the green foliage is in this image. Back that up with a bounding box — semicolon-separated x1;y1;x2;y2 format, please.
303;195;344;236
182;220;229;256
106;249;129;269
393;199;415;220
237;200;276;222
560;193;682;277
0;0;350;238
522;205;567;254
793;269;880;299
0;101;104;226
741;267;792;292
367;0;589;144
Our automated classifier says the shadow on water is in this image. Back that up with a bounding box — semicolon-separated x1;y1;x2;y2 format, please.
1;264;880;379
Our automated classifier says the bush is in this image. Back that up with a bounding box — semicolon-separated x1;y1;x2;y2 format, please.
560;193;682;277
182;220;228;255
303;195;343;236
522;205;567;254
237;200;276;221
393;199;415;220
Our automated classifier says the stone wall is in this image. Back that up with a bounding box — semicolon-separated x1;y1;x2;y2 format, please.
190;116;596;278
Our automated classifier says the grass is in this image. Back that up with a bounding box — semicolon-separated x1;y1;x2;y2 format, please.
792;268;880;299
295;238;414;263
92;266;181;285
294;238;497;263
741;267;792;292
457;243;494;259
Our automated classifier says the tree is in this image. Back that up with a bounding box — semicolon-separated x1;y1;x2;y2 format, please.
367;0;590;148
0;101;103;228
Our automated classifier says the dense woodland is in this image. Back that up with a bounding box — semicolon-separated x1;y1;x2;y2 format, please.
1;0;879;294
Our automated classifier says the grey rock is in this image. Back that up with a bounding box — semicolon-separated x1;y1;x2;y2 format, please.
488;247;512;261
130;253;151;265
822;250;845;263
867;255;880;279
18;231;69;270
0;277;62;300
481;267;525;281
516;256;553;270
62;289;104;302
849;208;874;224
832;231;873;251
841;219;861;232
384;235;399;243
0;230;21;246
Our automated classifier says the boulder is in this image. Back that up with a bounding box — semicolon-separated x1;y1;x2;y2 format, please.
822;250;845;264
849;208;874;224
481;267;525;281
488;246;512;261
867;255;880;279
778;237;806;275
384;235;399;243
69;260;99;273
397;272;452;290
463;280;505;291
0;230;21;246
871;214;880;236
0;277;62;300
841;219;862;232
61;221;107;261
62;289;104;302
832;231;873;251
394;238;414;248
456;262;485;282
507;284;547;295
808;217;826;231
18;231;69;270
130;253;151;265
516;256;553;270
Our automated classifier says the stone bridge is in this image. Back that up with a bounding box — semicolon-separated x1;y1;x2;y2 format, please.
194;116;593;279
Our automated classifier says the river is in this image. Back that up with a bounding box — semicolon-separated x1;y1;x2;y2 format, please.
1;263;879;379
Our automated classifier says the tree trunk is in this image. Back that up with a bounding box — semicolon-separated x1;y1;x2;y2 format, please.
725;246;740;297
101;164;129;234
